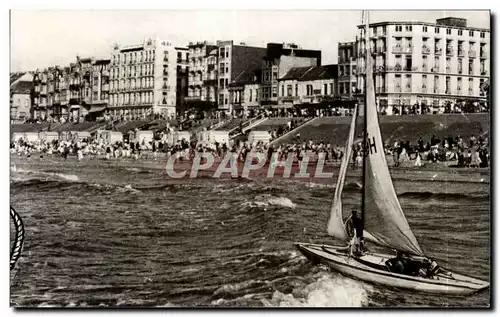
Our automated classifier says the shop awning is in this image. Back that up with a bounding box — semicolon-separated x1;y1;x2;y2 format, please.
89;106;107;113
70;105;81;110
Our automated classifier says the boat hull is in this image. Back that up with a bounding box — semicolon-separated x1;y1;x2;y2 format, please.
295;242;489;296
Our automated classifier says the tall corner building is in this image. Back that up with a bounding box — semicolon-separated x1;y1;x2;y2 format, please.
185;41;219;111
355;17;490;114
261;43;321;108
337;42;357;100
109;37;180;119
216;40;267;115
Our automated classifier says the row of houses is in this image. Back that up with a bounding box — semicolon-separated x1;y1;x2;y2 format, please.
11;16;490;122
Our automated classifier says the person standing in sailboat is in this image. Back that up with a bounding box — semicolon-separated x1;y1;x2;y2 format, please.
344;210;365;256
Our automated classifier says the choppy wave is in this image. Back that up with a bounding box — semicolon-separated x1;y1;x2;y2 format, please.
398;191;489;201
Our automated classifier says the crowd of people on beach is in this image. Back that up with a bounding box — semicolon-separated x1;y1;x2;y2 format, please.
10;128;490;170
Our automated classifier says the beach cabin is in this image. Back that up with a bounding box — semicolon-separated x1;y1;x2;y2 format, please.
72;131;91;141
248;131;272;146
135;130;154;145
39;131;59;142
98;130;123;144
12;133;24;142
197;130;229;145
166;131;191;145
22;132;40;142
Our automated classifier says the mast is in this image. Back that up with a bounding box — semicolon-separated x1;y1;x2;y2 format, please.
360;10;369;239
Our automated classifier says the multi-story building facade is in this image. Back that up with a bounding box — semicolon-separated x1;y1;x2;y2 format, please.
355;17;490;114
216;40;267;115
109;37;179;119
186;41;219;112
277;65;338;108
228;70;262;118
175;47;189;117
32;57;111;121
337;42;358;100
261;43;321;108
10;73;33;122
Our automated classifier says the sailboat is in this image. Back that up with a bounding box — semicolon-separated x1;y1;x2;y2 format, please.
294;12;489;295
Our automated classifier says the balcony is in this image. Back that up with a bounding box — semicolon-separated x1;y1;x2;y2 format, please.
446;49;454;56
481;70;488;76
163;72;168;77
468;88;473;95
458;69;463;74
480;51;487;59
162;85;170;90
278;96;300;103
445;89;451;95
421;87;427;93
102;84;109;91
446;66;451;73
431;67;440;73
434;48;443;55
376;87;386;93
433;87;439;94
422;46;431;54
203;79;217;86
469;50;476;58
392;45;412;54
422;65;429;72
395;86;402;93
458;50;465;57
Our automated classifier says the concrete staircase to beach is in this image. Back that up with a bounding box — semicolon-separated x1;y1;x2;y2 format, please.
229;114;269;139
268;117;319;146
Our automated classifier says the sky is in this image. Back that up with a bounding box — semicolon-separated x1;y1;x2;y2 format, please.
10;10;490;72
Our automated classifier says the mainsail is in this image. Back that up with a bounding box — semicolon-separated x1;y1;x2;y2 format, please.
362;13;424;256
327;104;358;241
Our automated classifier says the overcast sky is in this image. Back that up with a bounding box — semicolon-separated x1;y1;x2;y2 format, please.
10;10;490;72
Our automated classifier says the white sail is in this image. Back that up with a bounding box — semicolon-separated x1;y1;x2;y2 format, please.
327;104;358;241
362;14;424;256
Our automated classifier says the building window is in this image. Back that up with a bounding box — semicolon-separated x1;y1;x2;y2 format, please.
219;79;224;88
446;28;451;35
423;26;428;32
324;83;328;95
458;29;463;36
395;25;402;32
287;85;292;97
405;25;412;32
469;30;474;37
225;78;228;87
295;84;298;96
306;84;313;96
249;89;252;102
329;83;334;95
272;87;277;97
457;77;462;92
272;72;278;80
220;48;225;59
480;32;485;38
469;59;473;74
435;27;440;34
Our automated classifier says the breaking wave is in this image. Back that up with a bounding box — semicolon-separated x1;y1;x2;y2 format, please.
262;272;371;307
243;195;296;209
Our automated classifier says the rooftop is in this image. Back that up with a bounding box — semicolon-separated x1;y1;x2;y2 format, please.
280;64;338;81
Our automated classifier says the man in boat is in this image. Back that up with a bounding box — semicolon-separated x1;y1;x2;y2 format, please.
386;251;442;278
345;210;365;256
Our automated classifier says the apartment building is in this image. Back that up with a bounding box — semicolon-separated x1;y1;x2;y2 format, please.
216;40;267;115
175;47;189;116
228;70;262;118
109;37;179;119
355;17;490;114
32;56;111;121
337;42;358;99
10;73;33;122
261;43;321;108
277;65;338;108
186;41;219;111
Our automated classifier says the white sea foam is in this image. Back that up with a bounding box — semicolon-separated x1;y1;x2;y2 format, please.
119;184;141;194
54;173;79;182
263;272;371;307
243;195;296;209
